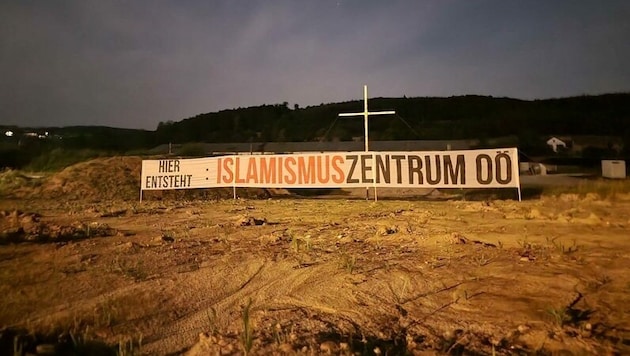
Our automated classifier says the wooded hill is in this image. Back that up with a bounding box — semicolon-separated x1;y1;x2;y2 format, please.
2;93;629;169
155;93;630;145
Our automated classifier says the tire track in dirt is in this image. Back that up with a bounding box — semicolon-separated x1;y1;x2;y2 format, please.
142;255;365;354
22;278;169;328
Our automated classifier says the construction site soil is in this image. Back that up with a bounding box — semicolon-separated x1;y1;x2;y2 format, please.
1;156;629;355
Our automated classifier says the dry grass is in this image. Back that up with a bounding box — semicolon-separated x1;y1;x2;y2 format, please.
542;178;630;199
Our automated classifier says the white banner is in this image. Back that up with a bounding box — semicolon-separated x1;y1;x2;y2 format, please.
141;148;520;190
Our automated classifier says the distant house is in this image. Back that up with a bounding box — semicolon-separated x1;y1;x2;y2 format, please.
546;137;567;153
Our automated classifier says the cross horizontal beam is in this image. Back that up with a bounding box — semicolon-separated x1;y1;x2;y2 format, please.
338;110;395;117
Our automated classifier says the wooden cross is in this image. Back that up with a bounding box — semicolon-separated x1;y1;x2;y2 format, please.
339;85;395;199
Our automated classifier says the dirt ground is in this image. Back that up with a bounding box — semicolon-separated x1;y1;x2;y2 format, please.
1;158;630;355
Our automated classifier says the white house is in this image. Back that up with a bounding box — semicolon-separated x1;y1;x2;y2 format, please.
546;137;567;153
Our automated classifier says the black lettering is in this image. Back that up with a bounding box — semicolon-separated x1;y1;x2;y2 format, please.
346;155;359;183
408;155;423;184
425;155;441;185
145;174;194;189
361;155;373;183
495;151;512;184
391;155;405;184
444;154;465;184
476;154;493;185
376;155;390;184
159;160;181;173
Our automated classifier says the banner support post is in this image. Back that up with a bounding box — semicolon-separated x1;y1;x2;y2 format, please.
373;152;378;202
139;164;143;203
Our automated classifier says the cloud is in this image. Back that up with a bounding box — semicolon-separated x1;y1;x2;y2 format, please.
0;0;628;129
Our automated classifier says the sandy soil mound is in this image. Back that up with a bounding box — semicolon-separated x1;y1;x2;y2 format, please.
1;156;285;202
38;156;142;201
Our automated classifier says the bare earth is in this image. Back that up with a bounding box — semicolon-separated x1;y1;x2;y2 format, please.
1;160;630;355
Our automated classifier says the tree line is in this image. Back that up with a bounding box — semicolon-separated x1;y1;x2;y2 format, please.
155;93;630;144
2;93;629;169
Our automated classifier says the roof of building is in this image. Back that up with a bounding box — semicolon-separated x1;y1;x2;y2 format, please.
150;139;480;155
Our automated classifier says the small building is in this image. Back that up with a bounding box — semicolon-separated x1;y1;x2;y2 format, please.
546;137;566;153
602;160;626;179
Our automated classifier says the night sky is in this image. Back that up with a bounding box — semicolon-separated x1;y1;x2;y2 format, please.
1;1;629;130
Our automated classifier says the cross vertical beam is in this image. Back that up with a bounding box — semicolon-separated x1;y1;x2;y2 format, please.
338;85;395;200
363;85;369;152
